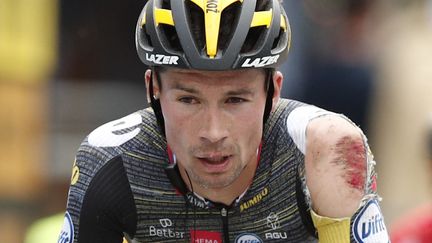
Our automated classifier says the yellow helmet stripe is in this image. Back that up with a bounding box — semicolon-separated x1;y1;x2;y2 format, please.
250;9;273;28
154;7;174;26
190;0;243;58
280;14;287;31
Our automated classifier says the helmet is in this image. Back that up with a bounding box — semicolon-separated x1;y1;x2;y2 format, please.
136;0;291;70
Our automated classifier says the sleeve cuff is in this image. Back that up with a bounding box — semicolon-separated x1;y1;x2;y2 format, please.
311;210;351;243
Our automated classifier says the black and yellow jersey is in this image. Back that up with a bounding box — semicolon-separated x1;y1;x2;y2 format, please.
59;99;387;243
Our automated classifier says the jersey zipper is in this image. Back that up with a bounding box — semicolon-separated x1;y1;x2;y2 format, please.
221;207;229;243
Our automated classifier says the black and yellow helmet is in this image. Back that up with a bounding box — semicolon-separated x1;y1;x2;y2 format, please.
136;0;291;70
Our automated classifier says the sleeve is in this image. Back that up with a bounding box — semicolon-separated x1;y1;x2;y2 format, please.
58;153;137;243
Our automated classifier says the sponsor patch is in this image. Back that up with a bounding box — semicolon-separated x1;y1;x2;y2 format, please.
58;211;74;243
235;233;263;243
239;187;269;212
353;200;389;243
190;230;222;243
149;218;185;239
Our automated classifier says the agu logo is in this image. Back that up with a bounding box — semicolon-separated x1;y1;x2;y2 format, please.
353;200;389;243
58;212;74;243
235;233;263;243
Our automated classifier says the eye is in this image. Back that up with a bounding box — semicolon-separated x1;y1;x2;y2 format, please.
226;97;247;104
178;96;199;104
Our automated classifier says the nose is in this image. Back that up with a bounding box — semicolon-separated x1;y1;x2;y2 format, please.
198;107;229;144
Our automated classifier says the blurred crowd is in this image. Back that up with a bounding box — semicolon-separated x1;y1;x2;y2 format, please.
0;0;431;242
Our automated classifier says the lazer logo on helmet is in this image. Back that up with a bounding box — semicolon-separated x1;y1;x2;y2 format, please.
146;53;179;65
241;55;280;68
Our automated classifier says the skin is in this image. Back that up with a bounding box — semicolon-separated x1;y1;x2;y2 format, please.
305;116;367;218
145;68;282;205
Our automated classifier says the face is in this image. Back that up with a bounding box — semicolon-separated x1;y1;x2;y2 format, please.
151;68;277;190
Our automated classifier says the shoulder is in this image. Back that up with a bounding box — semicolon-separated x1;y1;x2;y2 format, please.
306;112;363;153
267;99;358;154
281;101;359;155
75;108;165;175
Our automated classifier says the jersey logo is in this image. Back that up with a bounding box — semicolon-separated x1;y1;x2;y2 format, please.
88;113;142;147
190;230;222;243
235;233;263;243
58;211;74;243
239;187;269;212
265;212;288;240
353;200;389;243
146;53;179;65
241;55;280;68
149;218;185;239
266;212;280;230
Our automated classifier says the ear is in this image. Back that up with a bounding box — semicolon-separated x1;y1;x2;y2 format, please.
271;71;283;112
145;69;161;103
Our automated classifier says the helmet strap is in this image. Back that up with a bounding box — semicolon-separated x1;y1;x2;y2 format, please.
263;68;275;125
149;67;166;136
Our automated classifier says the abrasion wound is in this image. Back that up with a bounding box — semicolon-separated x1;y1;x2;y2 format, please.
334;136;367;191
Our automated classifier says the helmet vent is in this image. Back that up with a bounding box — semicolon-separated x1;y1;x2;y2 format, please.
186;1;205;54
218;2;241;56
272;27;284;50
141;25;154;49
161;0;171;9
241;26;266;53
160;24;182;52
241;0;271;54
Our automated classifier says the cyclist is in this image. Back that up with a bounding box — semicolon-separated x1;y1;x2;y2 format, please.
59;0;389;242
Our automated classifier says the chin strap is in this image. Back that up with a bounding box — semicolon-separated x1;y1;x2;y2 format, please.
149;67;165;136
263;68;275;125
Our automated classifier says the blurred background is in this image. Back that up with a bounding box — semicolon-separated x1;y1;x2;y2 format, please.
0;0;431;242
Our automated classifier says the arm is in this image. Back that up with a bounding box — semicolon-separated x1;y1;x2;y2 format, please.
58;113;143;242
58;153;137;243
305;115;388;242
306;115;365;218
287;105;388;242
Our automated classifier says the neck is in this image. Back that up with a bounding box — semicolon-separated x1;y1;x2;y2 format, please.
179;156;259;206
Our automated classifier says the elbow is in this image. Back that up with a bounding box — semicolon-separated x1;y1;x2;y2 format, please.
306;116;368;218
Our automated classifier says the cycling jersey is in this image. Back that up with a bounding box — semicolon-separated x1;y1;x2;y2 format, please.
59;99;387;243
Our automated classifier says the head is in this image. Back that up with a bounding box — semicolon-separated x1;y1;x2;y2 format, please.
136;0;290;190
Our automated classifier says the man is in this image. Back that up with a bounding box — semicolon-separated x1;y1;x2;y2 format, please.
59;0;389;242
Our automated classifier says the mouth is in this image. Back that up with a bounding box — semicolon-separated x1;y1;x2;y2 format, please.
196;154;233;172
